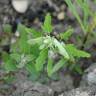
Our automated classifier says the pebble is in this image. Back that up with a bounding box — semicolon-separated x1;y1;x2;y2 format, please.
12;0;29;13
33;18;40;25
57;12;65;20
80;63;96;87
87;71;96;85
11;37;16;44
15;31;20;37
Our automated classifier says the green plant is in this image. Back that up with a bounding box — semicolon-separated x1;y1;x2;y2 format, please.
1;13;90;81
65;0;96;49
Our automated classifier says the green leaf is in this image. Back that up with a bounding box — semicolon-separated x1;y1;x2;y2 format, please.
76;0;90;29
50;73;60;81
59;28;73;40
65;44;91;58
3;75;15;83
3;24;12;33
53;38;69;59
17;54;34;68
95;0;96;3
28;37;43;45
65;0;86;33
35;48;48;71
42;13;53;33
51;58;66;75
2;52;17;73
74;65;83;74
47;55;54;77
25;63;39;81
30;45;40;57
69;64;83;74
10;53;21;62
17;24;31;54
26;28;43;38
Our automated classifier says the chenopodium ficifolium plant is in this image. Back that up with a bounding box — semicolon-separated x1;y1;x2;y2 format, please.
2;13;91;80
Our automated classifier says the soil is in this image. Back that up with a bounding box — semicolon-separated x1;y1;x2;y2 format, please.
0;0;96;96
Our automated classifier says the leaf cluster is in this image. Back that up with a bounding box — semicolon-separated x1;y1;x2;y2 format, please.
1;13;91;81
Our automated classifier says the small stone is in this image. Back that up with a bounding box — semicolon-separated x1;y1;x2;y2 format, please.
12;0;29;13
57;12;65;20
80;63;96;87
58;94;63;96
15;31;20;37
33;18;39;24
11;37;16;44
87;72;96;85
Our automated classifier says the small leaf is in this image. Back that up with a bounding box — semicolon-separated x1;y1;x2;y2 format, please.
42;13;53;33
74;65;83;74
2;52;17;73
59;28;73;40
50;73;60;81
3;24;12;33
17;54;34;68
28;37;43;45
26;28;43;38
30;45;40;57
65;44;91;58
17;24;31;53
65;0;86;33
51;58;66;75
47;55;54;77
53;38;69;59
3;75;15;83
35;48;48;71
10;53;21;62
69;64;83;74
25;63;39;81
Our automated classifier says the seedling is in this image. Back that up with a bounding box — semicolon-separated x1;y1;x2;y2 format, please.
1;13;91;82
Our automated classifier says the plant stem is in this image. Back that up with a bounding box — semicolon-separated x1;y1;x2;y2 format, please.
81;15;96;49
